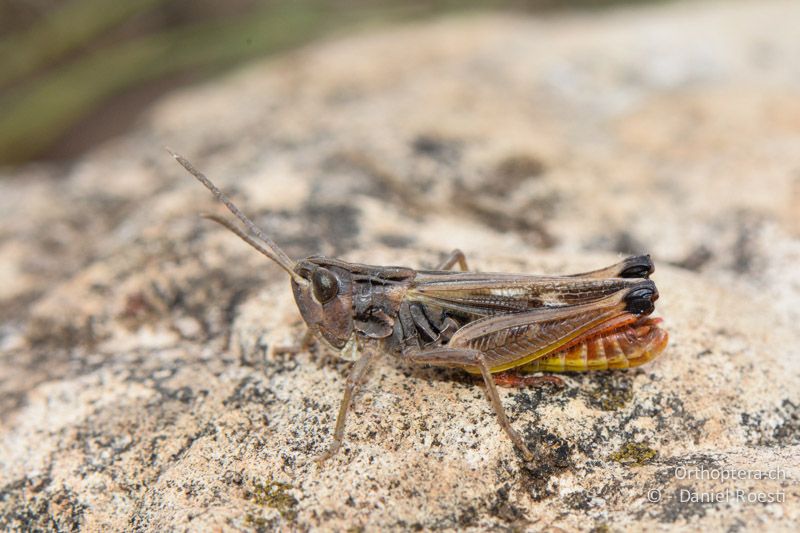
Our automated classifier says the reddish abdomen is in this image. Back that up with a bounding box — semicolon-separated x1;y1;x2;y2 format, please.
520;317;668;372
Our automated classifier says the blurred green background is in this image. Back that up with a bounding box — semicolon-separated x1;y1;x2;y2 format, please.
0;0;662;167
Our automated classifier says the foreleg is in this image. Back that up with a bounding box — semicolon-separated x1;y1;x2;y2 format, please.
316;348;377;462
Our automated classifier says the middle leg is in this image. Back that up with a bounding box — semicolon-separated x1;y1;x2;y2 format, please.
435;248;468;271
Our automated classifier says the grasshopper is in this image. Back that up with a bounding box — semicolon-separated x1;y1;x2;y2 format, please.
169;150;668;462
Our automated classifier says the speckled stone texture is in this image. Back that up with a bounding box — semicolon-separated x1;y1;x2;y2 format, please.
1;0;799;530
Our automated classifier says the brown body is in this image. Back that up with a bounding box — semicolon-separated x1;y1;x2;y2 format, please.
290;255;666;375
170;150;669;462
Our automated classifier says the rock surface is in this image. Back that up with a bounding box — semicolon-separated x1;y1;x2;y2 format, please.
2;0;799;530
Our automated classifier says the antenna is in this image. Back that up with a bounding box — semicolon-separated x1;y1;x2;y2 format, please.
167;149;307;285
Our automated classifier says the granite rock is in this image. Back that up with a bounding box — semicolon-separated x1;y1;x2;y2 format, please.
1;0;799;530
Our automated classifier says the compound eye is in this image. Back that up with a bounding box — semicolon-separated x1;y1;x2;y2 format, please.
312;268;339;304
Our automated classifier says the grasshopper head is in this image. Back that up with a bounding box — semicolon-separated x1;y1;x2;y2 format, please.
291;259;354;350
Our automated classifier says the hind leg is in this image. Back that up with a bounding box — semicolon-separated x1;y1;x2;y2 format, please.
403;346;534;461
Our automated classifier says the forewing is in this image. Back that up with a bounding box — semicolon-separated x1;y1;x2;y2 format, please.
445;280;656;372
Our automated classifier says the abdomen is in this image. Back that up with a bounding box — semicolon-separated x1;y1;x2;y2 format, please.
518;317;668;372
